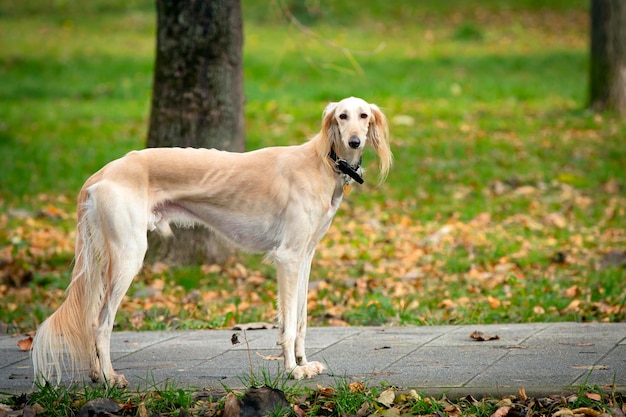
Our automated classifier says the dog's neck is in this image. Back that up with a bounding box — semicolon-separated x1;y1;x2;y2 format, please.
328;148;364;184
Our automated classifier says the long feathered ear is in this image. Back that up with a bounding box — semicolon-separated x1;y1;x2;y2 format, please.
314;102;340;161
368;103;393;182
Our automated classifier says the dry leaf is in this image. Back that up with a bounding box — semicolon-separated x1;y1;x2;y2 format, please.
357;401;371;417
584;393;602;402
377;388;396;408
445;404;461;416
553;409;574;417
572;408;602;417
222;392;241;417
543;212;567;228
470;330;500;341
138;402;149;417
348;381;365;393
17;336;33;351
609;406;626;417
565;285;581;298
294;404;306;417
492;406;511;417
519;387;528;402
487;296;502;309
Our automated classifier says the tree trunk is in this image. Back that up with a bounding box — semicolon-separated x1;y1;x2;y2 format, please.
146;0;245;265
589;0;626;114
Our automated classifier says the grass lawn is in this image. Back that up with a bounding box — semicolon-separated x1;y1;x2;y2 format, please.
0;0;625;334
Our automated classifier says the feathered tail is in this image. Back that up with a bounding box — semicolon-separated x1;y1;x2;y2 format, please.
31;185;108;385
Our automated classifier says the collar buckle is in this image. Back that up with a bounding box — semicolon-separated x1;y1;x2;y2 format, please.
328;149;364;184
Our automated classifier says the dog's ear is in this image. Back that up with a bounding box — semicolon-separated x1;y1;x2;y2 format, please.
321;101;341;150
314;102;339;162
368;103;393;182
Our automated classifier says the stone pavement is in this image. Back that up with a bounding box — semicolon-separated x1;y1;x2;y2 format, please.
1;323;624;398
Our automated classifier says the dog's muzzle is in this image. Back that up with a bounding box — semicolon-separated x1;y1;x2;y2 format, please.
348;135;361;149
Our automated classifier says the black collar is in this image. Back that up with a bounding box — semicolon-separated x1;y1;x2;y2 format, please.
328;149;364;184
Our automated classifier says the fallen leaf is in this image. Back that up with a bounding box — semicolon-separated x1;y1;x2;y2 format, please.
377;388;396;408
519;387;528;402
491;406;511;417
487;296;502;309
445;404;461;416
23;405;36;417
470;330;500;341
348;381;365;393
602;178;620;194
565;285;581;298
222;392;241;417
496;399;513;407
543;212;567;228
294;404;306;417
316;385;335;396
380;407;401;417
609;406;626;417
553;408;574;417
17;336;33;351
583;393;602;402
514;185;536;195
357;401;371;417
571;408;602;417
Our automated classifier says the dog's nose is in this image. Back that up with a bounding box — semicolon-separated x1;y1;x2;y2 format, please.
348;135;361;149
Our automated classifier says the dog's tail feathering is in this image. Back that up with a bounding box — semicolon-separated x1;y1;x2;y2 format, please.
31;187;107;385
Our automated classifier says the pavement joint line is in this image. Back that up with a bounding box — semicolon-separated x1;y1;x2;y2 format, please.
112;332;183;361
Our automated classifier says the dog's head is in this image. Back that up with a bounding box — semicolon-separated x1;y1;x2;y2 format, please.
319;97;392;182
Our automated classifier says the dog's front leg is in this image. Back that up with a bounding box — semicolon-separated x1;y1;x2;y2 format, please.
276;251;325;379
294;252;326;377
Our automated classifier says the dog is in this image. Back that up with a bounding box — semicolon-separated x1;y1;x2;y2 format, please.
31;96;392;386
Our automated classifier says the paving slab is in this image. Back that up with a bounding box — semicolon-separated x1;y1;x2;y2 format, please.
1;323;624;398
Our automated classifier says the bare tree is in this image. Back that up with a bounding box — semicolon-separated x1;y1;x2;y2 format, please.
146;0;245;265
589;0;626;114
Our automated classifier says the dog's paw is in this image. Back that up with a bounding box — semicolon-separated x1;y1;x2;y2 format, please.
290;361;326;379
105;372;129;387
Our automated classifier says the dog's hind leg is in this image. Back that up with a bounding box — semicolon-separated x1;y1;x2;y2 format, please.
88;184;148;386
92;243;145;386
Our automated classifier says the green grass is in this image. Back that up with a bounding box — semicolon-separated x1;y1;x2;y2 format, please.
1;0;625;333
4;372;621;417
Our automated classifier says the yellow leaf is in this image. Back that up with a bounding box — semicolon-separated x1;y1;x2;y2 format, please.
376;388;396;408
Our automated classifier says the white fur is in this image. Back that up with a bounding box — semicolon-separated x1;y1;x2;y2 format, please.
31;97;392;385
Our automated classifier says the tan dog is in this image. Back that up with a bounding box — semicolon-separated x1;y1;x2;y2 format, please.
31;96;392;386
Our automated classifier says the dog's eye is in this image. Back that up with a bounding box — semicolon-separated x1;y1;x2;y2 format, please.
339;113;348;120
360;113;368;119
